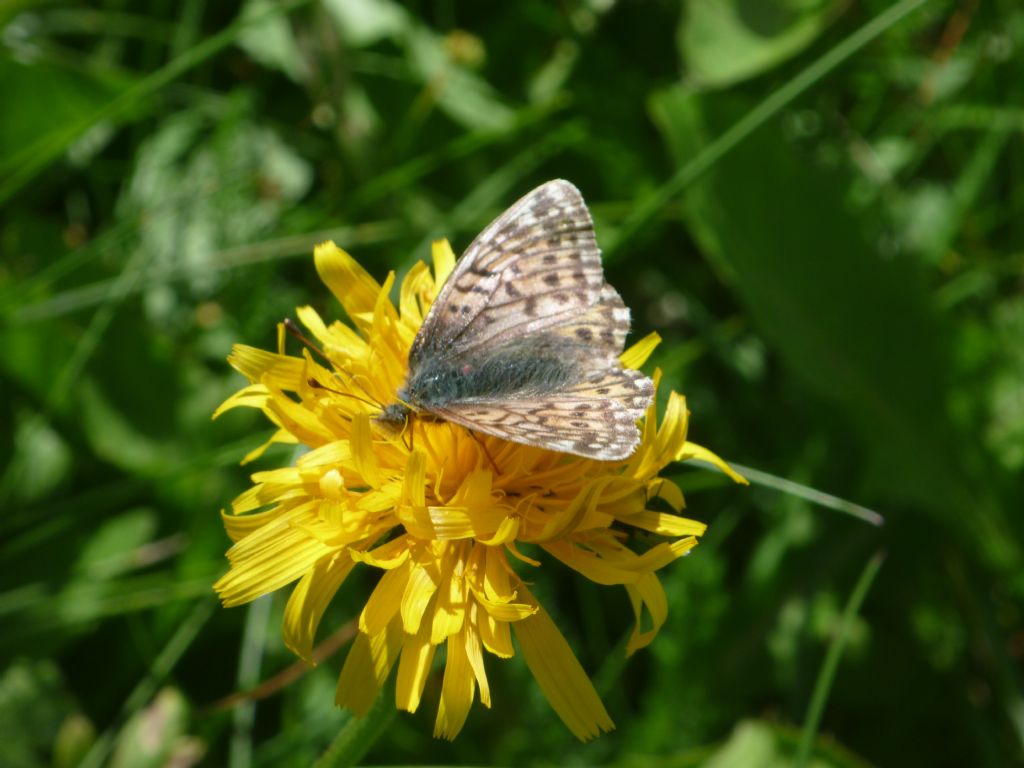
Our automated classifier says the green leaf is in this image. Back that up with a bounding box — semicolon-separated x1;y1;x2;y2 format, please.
678;0;844;88
0;56;126;175
649;86;967;514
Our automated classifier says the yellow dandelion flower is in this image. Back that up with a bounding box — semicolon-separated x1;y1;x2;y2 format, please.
213;240;745;741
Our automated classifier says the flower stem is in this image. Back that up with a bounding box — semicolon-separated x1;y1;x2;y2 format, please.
315;691;397;768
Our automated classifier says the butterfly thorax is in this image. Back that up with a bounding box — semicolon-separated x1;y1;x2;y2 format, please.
410;337;585;406
377;336;590;432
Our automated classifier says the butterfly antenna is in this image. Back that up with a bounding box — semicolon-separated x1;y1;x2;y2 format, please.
283;318;384;410
283;318;333;368
306;377;381;409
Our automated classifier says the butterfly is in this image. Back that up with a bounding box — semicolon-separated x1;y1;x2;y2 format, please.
377;180;654;461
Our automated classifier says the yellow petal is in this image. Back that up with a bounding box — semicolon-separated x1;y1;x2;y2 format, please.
618;510;706;538
403;450;427;506
434;629;475;740
464;608;490;707
395;600;437;713
335;618;404;716
228;345;305;388
314;241;382;332
212;383;271;419
283;551;355;662
482;546;515;603
319;468;345;499
220;505;286;542
399;260;432;324
620;331;660;370
431;551;467;644
350;413;382;489
240;429;298;465
472;590;537;622
646;477;685;512
295;304;329;342
360;559;409;635
350;535;411;569
478;608;514;658
625;572;668;655
535;478;613;542
637;536;700;570
431;239;457;288
298;440;353;469
214;504;336;607
478;516;519;545
544;539;640;586
678;441;749;484
514;586;614;742
263;386;335;445
401;559;440;634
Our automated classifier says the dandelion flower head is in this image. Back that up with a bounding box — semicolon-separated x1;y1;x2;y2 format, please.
213;239;745;740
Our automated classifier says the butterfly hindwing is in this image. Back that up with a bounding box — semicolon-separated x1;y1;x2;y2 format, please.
431;368;654;461
411;180;604;365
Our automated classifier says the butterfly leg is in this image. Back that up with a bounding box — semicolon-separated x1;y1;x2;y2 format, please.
466;430;501;475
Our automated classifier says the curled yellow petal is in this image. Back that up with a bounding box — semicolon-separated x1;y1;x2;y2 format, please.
678;441;749;484
625;571;668;655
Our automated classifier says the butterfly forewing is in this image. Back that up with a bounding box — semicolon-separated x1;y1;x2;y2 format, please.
410;180;604;365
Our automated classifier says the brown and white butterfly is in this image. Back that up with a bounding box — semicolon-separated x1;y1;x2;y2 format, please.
377;180;653;461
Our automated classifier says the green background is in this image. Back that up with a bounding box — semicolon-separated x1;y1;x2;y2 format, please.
2;0;1022;765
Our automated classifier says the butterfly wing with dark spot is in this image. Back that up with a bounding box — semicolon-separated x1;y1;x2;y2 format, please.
430;368;654;461
410;180;604;366
549;283;632;371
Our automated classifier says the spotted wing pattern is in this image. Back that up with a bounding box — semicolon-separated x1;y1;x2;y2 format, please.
549;283;632;372
431;368;654;461
410;180;605;366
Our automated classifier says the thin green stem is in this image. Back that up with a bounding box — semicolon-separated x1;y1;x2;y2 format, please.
794;552;885;768
701;461;886;527
315;690;397;768
605;0;934;257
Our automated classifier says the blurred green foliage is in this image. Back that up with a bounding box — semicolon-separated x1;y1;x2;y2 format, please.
1;0;1022;765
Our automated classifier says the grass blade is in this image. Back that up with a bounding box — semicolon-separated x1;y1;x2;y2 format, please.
794;552;885;768
694;460;886;527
